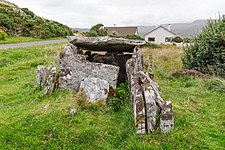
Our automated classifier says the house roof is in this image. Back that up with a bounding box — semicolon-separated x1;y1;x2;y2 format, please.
105;26;138;36
144;25;176;36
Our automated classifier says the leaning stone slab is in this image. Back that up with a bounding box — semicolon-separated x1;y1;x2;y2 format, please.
68;36;145;52
80;77;109;103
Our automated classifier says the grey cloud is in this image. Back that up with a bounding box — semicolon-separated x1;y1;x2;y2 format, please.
10;0;225;28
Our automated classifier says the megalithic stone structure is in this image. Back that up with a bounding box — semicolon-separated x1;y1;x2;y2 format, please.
36;36;174;134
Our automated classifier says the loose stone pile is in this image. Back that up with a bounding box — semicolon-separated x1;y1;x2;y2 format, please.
36;36;174;134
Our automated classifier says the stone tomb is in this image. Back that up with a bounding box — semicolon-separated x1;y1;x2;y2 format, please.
36;36;174;134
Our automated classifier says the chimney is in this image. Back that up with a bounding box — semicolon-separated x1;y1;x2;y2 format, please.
114;24;116;27
167;24;171;31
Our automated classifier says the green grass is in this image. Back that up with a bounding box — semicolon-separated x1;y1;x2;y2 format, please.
0;44;224;149
0;36;65;44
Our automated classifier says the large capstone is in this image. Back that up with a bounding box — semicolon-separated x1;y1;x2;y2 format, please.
80;77;109;103
68;36;145;53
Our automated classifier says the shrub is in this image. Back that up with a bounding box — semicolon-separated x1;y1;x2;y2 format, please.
126;35;144;40
183;38;193;43
172;36;183;43
0;29;7;40
144;42;161;49
0;6;72;38
182;17;225;77
107;83;130;111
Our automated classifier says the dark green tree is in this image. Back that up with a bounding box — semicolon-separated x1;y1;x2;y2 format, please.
172;36;183;43
85;23;108;37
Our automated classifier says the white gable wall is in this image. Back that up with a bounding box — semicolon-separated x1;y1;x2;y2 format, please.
144;27;176;43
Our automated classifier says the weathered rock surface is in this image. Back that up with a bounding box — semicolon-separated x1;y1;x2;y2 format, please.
89;53;132;83
44;67;58;95
59;44;119;91
36;65;50;86
160;101;174;133
126;46;146;134
80;77;109;103
68;36;145;52
59;60;119;91
36;65;58;94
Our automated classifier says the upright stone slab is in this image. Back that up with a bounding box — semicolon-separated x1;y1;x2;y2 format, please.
36;66;58;94
126;46;146;134
59;44;119;91
36;65;50;86
160;101;174;133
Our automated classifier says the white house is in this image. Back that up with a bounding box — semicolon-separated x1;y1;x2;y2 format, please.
144;25;176;43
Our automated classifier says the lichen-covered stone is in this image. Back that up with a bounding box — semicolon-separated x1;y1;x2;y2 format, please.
126;46;174;134
68;36;145;52
36;65;50;86
59;60;119;91
44;67;57;95
160;101;174;133
80;77;109;103
126;47;146;134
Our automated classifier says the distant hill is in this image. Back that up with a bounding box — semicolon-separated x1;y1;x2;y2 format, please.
0;0;73;38
138;20;209;38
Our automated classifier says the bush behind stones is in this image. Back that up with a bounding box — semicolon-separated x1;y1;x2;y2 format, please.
182;17;225;77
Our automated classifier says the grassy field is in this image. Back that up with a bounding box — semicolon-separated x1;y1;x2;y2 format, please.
0;44;224;149
0;36;65;44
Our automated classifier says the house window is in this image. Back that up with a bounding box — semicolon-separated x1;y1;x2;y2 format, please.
165;37;173;42
148;37;155;42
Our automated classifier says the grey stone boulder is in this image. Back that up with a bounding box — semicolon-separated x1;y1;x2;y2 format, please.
80;77;109;103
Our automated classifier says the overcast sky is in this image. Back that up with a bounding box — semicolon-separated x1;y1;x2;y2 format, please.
10;0;225;28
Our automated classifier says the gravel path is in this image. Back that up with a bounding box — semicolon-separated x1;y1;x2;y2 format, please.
0;39;68;50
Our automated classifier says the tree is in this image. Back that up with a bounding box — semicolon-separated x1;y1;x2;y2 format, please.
85;23;108;37
172;36;183;43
